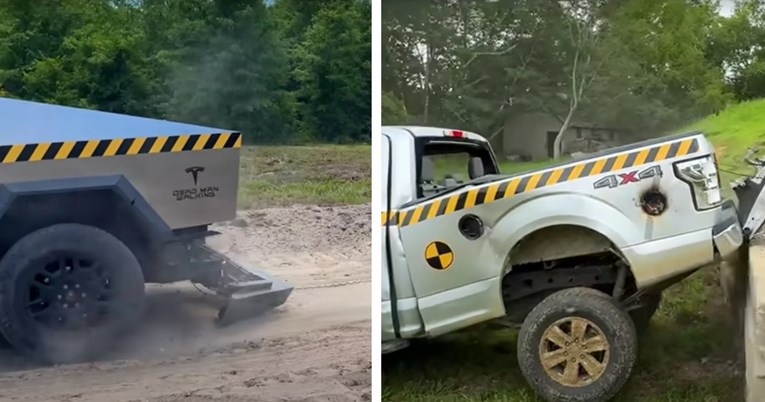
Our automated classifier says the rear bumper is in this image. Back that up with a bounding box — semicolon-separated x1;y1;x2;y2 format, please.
190;244;294;325
623;199;744;288
714;199;745;260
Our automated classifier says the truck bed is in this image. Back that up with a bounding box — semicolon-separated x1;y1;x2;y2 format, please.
0;97;241;229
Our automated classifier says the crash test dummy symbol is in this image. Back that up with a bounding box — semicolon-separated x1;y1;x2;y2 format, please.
425;241;454;270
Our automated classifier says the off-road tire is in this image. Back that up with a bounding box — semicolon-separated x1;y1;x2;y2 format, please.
629;292;661;331
0;223;145;364
517;287;637;402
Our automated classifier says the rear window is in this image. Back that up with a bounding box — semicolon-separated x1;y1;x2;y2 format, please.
416;139;497;198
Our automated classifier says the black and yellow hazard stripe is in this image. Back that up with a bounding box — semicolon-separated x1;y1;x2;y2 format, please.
0;132;241;164
382;136;700;228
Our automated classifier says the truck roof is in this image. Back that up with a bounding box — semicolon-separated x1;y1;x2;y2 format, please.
382;125;488;142
0;97;235;144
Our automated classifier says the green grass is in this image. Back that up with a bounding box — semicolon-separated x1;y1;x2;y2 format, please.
498;159;559;175
681;98;765;170
678;98;765;194
384;100;765;401
237;144;370;208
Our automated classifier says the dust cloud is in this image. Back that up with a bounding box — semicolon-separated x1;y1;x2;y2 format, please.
0;204;372;402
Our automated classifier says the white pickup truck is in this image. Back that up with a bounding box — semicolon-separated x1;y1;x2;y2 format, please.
380;126;743;402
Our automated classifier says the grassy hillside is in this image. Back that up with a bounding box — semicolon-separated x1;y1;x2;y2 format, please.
680;98;765;193
382;102;765;401
682;98;765;167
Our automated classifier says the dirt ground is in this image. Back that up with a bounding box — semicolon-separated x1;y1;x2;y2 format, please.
0;204;372;402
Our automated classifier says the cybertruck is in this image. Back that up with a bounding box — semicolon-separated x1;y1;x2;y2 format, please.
0;97;292;364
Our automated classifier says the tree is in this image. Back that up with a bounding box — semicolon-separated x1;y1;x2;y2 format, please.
292;0;371;142
551;0;608;159
382;91;408;124
381;0;732;158
0;0;370;144
162;2;296;143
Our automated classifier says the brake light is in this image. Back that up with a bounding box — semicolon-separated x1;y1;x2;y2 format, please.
675;155;722;209
445;129;464;138
712;152;722;190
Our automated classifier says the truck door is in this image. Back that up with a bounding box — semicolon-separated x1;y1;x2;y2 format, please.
381;128;425;341
398;136;504;336
381;134;396;340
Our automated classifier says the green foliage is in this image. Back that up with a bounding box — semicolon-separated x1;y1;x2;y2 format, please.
292;0;371;143
0;0;370;144
680;97;765;181
163;3;295;143
381;91;408;124
382;0;745;144
709;0;765;101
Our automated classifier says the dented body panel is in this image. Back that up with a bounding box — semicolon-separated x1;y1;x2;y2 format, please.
381;125;742;346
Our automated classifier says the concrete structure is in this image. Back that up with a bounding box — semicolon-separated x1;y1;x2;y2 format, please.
744;241;765;401
499;112;641;160
720;238;765;401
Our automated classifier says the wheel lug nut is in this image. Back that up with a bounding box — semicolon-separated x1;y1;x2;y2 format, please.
63;285;68;290
563;351;568;356
565;342;570;346
570;358;576;362
82;313;87;318
580;354;585;359
63;303;68;308
75;284;80;289
82;293;86;298
57;295;62;300
75;302;80;307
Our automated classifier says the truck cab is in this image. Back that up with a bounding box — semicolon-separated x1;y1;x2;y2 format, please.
380;125;743;402
381;126;501;349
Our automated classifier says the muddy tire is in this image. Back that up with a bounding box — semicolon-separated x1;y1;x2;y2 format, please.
0;224;145;364
517;287;637;402
629;292;661;331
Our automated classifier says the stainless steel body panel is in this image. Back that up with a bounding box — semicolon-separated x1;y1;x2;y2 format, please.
0;97;240;229
0;148;240;229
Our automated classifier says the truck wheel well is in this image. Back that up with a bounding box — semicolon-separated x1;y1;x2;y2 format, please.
502;225;637;324
506;224;615;267
0;190;157;275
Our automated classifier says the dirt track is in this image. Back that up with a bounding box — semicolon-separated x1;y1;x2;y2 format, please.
0;204;372;402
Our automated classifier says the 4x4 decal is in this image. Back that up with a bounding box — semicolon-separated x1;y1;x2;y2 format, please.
593;166;663;190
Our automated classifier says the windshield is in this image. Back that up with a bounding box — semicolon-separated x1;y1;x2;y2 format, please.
417;139;498;198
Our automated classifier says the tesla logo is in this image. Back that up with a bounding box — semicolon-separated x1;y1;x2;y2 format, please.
185;166;205;186
173;166;219;201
